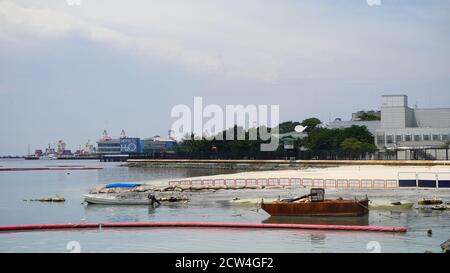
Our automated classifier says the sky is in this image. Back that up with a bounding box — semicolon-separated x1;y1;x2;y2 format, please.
0;0;450;155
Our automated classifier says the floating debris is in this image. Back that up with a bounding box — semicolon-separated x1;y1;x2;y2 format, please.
26;197;65;202
418;198;443;206
230;198;277;207
431;205;447;211
369;199;414;210
441;239;450;253
159;195;190;202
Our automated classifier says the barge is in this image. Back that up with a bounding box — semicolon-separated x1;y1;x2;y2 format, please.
261;188;369;217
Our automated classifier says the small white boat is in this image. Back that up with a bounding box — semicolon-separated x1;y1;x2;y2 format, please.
369;199;414;210
83;194;154;205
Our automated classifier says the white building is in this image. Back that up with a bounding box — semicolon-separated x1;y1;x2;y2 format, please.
330;95;450;151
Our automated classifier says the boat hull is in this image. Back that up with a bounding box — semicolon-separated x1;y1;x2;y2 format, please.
261;199;369;217
83;194;152;205
369;200;413;210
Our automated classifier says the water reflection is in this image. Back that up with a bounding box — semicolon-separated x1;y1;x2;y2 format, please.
97;166;240;185
263;215;369;226
309;233;326;244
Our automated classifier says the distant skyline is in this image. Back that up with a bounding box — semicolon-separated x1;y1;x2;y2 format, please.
1;0;450;155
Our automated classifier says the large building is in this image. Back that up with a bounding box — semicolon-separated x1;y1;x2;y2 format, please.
96;130;143;155
143;134;177;154
375;95;450;150
97;130;176;156
330;95;450;151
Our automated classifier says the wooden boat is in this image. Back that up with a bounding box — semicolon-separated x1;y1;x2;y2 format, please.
261;188;369;217
262;215;369;226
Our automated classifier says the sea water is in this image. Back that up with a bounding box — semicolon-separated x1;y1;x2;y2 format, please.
0;159;448;253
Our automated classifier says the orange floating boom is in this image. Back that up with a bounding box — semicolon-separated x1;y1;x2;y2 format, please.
0;222;407;233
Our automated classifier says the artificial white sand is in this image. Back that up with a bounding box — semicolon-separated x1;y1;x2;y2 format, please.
145;165;450;186
172;165;450;181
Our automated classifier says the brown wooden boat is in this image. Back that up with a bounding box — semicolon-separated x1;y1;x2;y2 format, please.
261;188;369;217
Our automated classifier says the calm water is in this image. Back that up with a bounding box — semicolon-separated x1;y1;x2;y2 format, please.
0;159;449;253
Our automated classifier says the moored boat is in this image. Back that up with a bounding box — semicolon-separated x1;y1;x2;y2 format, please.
83;194;154;205
83;192;188;205
261;188;369;217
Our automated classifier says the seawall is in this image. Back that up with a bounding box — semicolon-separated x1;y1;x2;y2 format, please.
126;159;450;170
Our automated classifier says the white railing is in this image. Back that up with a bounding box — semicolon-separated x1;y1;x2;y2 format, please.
168;177;399;189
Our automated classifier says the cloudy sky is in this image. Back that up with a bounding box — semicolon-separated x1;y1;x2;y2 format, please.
1;0;450;155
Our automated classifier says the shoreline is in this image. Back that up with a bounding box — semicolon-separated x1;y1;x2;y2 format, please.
137;165;450;187
127;159;450;170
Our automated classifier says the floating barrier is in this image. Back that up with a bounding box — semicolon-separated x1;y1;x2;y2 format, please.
169;178;399;189
0;222;407;233
0;167;103;172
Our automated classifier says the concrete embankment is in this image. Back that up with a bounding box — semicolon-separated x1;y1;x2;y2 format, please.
127;159;299;170
127;159;450;170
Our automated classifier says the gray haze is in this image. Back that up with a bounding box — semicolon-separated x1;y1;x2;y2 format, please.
1;0;450;155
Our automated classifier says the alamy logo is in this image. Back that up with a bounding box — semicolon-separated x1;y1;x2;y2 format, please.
367;0;382;6
170;97;280;151
66;241;81;253
66;0;81;6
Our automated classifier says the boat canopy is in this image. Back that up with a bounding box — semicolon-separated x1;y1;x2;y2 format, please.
105;183;141;188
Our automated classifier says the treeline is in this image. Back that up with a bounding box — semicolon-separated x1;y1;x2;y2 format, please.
175;118;377;158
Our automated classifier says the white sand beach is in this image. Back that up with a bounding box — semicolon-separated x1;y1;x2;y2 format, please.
143;164;450;188
172;165;450;181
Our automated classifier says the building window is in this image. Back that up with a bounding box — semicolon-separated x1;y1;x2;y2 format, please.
414;135;421;142
395;135;403;143
423;135;430;141
433;135;440;141
377;135;384;144
386;135;393;144
405;135;412;142
443;135;449;141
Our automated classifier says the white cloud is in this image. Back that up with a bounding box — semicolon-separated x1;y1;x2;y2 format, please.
0;0;449;83
0;1;224;76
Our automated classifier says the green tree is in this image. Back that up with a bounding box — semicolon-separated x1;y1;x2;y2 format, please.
341;125;374;144
340;138;363;152
305;128;340;150
441;141;450;149
301;118;321;129
358;112;380;121
305;125;376;153
274;121;301;134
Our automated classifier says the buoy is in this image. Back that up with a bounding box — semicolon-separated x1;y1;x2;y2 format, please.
0;222;407;233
